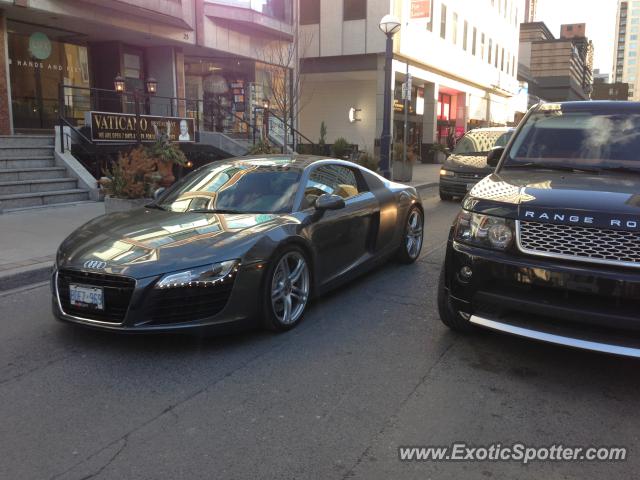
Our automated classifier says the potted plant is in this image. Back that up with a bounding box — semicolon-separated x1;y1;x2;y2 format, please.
99;146;160;213
147;134;188;186
392;142;417;182
428;143;451;164
249;140;278;154
355;151;378;173
331;137;351;159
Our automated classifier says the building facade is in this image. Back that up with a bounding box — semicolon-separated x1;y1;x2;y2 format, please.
297;0;525;160
0;0;295;138
519;22;593;102
613;0;640;99
592;81;629;100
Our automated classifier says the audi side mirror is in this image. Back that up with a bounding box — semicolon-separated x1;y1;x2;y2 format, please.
153;187;166;200
487;147;505;168
315;194;345;211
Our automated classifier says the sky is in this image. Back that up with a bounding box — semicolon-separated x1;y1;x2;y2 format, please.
535;0;618;75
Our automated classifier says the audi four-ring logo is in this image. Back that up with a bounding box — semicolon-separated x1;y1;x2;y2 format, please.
83;260;107;269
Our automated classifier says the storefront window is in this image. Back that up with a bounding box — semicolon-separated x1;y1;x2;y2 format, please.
7;21;90;131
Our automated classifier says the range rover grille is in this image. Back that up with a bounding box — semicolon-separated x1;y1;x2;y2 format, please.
517;221;640;268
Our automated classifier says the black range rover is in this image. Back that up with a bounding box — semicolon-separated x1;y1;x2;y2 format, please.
438;101;640;357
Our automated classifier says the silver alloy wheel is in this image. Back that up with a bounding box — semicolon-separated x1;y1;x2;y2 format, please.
271;251;310;325
406;209;424;259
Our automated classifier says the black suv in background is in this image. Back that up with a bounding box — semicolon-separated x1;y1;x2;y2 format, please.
438;101;640;357
439;127;513;201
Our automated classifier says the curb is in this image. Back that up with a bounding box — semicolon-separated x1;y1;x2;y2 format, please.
0;265;53;292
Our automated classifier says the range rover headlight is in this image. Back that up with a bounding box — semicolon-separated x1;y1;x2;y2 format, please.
454;211;514;251
155;260;239;289
440;169;455;177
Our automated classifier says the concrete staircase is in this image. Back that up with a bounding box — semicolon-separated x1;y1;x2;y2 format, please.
0;136;90;212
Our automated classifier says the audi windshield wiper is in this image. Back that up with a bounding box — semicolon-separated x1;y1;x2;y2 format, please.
188;209;246;214
502;163;600;173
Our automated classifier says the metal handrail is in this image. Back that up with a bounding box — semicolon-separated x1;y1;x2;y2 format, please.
264;108;316;147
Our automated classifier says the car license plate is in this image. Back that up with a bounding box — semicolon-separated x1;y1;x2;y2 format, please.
467;183;476;191
69;284;104;310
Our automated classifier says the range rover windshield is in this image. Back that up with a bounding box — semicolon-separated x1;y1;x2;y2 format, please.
503;106;640;173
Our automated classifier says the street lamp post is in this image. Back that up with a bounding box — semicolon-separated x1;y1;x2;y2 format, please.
378;14;401;179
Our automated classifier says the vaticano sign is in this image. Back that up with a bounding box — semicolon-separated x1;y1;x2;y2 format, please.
410;0;431;19
90;111;195;143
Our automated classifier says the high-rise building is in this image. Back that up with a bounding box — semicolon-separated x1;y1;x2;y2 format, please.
524;0;538;22
519;22;594;101
612;0;639;99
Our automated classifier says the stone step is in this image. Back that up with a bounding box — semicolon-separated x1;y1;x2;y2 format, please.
0;157;55;169
0;189;90;211
0;135;55;147
0;146;55;159
0;167;68;182
0;178;78;195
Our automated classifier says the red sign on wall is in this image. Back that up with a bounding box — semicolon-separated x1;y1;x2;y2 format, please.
410;0;431;20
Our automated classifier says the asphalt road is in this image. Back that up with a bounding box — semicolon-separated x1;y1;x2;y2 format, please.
1;190;638;480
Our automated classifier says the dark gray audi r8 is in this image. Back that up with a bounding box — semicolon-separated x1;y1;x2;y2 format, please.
52;155;424;333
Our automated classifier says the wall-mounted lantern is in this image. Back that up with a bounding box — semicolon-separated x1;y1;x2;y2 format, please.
114;74;126;93
348;107;362;123
146;77;158;95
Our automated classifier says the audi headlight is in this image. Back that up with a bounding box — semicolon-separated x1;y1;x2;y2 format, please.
454;211;514;250
155;260;239;289
440;169;455;177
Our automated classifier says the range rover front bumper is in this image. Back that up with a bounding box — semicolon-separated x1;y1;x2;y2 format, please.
444;240;640;357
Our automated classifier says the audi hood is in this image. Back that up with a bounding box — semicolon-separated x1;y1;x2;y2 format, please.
56;208;297;278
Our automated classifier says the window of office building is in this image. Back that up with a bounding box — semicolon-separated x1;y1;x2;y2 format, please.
452;13;458;44
440;4;447;39
463;21;468;50
344;0;366;21
501;48;505;71
488;38;492;63
472;27;477;55
7;21;90;131
481;33;486;59
495;44;499;68
300;0;320;24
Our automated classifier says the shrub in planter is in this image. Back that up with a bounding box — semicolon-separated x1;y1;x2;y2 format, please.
332;137;351;159
249;140;278;155
356;151;378;173
147;134;188;186
100;146;158;199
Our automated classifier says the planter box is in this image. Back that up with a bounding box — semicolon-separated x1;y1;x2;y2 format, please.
392;161;414;182
104;196;152;214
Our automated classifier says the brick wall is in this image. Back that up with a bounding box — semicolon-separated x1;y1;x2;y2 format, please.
0;11;11;134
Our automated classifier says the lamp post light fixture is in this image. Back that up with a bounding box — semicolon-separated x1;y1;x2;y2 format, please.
114;74;126;93
263;98;271;141
378;14;401;179
145;77;158;95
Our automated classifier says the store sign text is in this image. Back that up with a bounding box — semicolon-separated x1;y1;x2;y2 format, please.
90;112;195;142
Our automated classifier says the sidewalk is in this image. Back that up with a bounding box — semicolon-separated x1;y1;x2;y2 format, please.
406;163;441;190
0;202;105;290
